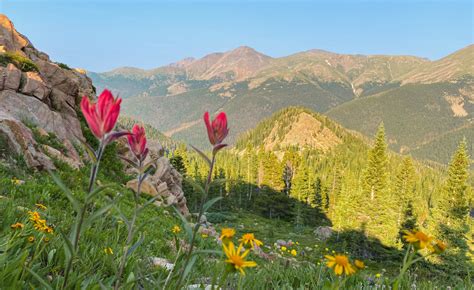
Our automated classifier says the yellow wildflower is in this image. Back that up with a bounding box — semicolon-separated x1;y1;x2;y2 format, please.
10;222;24;230
223;242;257;275
281;246;287;252
325;254;356;276
403;230;433;250
291;249;297;256
28;211;41;222
171;225;181;234
325;247;329;251
104;247;114;255
354;259;365;269
375;273;382;278
220;228;235;240
239;233;263;249
44;237;50;243
27;236;35;243
35;203;47;210
11;178;23;185
201;234;208;238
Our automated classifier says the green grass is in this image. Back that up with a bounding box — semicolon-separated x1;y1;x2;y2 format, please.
0;52;39;72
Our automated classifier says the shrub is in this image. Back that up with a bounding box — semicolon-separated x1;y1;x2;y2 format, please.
55;62;72;70
0;52;39;72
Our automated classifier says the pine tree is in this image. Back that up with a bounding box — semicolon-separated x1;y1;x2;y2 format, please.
394;156;417;233
434;139;471;252
363;123;389;201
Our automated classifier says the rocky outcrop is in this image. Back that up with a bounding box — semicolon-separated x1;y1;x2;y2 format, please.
0;14;95;169
126;154;190;216
121;138;189;215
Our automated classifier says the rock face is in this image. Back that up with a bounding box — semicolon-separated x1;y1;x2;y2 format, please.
0;14;95;169
126;151;190;216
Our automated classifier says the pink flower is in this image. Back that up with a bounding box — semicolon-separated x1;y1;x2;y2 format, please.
127;124;148;160
204;111;229;146
80;89;121;139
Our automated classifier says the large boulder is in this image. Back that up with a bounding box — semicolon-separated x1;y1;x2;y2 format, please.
0;110;54;170
0;14;95;170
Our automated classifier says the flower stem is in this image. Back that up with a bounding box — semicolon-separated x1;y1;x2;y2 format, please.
175;153;216;289
115;162;143;290
63;142;105;289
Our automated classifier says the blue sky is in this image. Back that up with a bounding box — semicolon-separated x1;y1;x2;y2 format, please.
2;0;472;72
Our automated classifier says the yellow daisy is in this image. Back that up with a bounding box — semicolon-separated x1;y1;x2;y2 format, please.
10;222;24;230
403;230;433;250
239;233;263;249
104;247;114;255
220;228;235;240
290;249;297;256
354;259;365;269
28;211;41;222
171;225;181;234
325;254;356;276
223;242;257;275
27;236;35;243
281;246;287;252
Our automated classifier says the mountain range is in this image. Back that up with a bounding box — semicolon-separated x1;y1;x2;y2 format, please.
89;45;474;164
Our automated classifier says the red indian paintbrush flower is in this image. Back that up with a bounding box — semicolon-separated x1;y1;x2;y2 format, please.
204;111;229;147
80;89;122;139
127;124;148;161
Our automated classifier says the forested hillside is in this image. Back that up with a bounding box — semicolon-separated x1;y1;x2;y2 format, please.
169;108;473;276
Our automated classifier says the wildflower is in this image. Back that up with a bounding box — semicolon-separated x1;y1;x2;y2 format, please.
291;249;297;256
11;178;23;185
325;247;329;251
220;228;235;240
239;233;263;249
35;203;47;210
171;225;181;234
28;211;41;222
44;237;50;243
403;230;433;250
331;250;335;254
10;222;24;230
33;219;47;231
296;242;299;245
203;111;229;153
104;247;114;255
375;273;382;278
281;246;287;252
201;234;208;239
325;254;356;276
223;242;257;275
354;259;365;269
126;124;148;161
80;89;122;139
27;236;35;243
44;226;54;234
433;240;447;254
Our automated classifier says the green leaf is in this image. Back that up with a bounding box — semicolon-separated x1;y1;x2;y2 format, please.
119;156;138;168
26;268;53;290
172;206;193;242
191;145;211;167
182;255;198;281
77;137;98;163
84;202;115;228
113;205;130;227
203;196;223;213
127;234;145;257
59;230;75;260
48;170;81;213
137;194;163;214
86;184;114;201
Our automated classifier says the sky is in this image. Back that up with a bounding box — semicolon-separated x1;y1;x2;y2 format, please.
1;0;472;72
